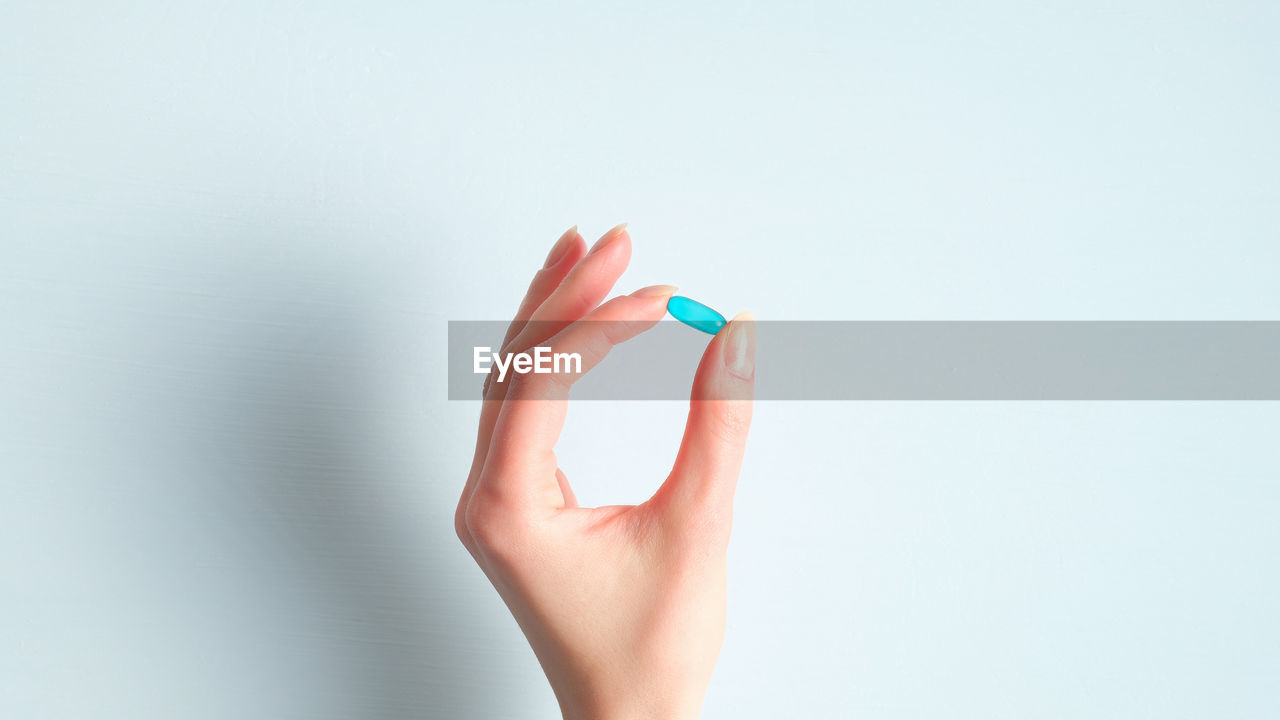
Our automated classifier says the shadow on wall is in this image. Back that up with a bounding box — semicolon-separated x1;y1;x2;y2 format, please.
186;225;505;719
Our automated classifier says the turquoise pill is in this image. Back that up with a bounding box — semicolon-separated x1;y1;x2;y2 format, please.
667;295;726;335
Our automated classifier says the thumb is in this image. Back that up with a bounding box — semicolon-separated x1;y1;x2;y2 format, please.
657;311;756;519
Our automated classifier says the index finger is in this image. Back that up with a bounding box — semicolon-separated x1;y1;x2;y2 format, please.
476;285;677;511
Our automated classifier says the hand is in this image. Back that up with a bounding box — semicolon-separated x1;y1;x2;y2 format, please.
455;224;755;720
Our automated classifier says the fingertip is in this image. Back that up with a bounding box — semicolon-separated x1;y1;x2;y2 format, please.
543;225;583;269
721;311;756;382
630;284;678;299
589;222;628;252
566;225;631;293
690;310;755;403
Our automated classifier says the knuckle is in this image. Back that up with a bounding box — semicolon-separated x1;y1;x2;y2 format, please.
463;489;529;560
564;286;597;320
454;501;472;546
707;403;752;441
503;370;531;395
506;368;563;399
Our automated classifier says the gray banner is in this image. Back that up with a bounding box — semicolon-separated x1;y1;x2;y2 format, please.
448;321;1280;400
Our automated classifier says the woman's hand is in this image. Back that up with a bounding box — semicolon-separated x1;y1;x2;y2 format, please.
455;224;755;720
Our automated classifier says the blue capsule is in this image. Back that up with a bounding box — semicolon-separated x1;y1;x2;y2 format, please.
667;295;726;335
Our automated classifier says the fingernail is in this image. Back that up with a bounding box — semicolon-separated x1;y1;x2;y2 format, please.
631;284;678;299
588;222;628;255
722;311;755;381
543;225;579;268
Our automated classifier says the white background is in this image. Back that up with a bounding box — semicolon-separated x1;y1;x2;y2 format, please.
3;2;1278;718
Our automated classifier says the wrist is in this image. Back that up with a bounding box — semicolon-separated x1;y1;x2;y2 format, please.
562;703;701;720
556;685;703;720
